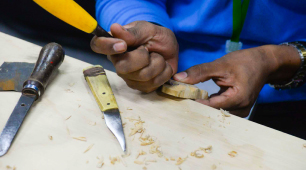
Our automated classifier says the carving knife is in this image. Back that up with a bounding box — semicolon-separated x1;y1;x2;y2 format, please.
33;0;135;52
83;65;126;152
0;43;65;156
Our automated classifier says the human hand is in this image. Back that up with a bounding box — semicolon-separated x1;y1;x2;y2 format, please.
173;45;301;117
90;21;179;92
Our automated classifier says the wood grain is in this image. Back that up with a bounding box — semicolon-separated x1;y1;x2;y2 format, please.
162;79;208;99
0;32;306;170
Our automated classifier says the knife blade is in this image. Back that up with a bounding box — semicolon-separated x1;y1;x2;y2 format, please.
0;43;65;157
83;65;126;152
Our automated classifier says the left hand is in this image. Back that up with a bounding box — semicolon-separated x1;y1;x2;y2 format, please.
173;45;301;117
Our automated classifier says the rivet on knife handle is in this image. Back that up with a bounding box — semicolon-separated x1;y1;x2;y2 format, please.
22;43;65;100
83;65;118;112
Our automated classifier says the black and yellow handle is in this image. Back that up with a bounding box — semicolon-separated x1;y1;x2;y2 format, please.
83;65;118;112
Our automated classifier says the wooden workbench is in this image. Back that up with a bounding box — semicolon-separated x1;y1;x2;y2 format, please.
0;32;305;170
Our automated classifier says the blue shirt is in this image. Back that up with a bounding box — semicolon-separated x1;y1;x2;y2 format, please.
96;0;306;103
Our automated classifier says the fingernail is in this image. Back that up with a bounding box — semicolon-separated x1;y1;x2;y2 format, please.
174;72;188;80
121;26;127;31
113;42;126;52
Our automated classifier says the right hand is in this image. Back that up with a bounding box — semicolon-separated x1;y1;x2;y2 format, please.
90;21;179;93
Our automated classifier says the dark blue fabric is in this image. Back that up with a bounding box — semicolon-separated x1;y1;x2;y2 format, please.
96;0;306;103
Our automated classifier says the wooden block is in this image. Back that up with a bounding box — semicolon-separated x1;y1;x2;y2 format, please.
161;79;208;99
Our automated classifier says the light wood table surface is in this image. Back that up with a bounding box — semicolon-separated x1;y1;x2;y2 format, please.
0;32;305;170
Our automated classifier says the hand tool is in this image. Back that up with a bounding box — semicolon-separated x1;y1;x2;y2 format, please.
0;62;35;92
33;0;134;52
83;65;126;152
0;43;65;157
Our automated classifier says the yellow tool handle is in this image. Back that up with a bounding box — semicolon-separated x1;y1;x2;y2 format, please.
83;65;118;111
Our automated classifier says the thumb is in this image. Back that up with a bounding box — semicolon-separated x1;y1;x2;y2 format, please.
173;63;215;84
110;22;158;47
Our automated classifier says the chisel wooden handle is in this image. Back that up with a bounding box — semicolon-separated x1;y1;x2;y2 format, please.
22;43;65;100
83;65;119;112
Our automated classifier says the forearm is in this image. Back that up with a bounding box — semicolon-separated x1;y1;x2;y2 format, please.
260;45;301;84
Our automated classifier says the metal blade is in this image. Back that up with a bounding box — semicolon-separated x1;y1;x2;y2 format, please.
104;109;126;152
0;94;36;156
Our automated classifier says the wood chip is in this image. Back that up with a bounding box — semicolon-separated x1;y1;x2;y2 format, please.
72;136;87;141
220;109;231;117
84;144;94;153
176;156;188;165
143;167;147;170
191;149;204;158
145;159;157;165
102;114;104;119
149;144;163;157
66;127;70;135
123;122;127;128
6;166;11;169
211;164;217;170
109;156;120;165
127;107;133;110
48;135;53;140
303;143;306;148
136;150;147;159
200;145;212;153
86;160;89;164
170;157;175;161
134;158;146;165
228;151;237;157
65;115;72;120
165;157;169;161
122;152;131;158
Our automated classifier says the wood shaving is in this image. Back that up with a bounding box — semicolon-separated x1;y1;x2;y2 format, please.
48;135;53;140
109;156;120;165
200;145;212;153
68;82;75;87
143;167;147;170
170;157;175;161
129;121;144;136
136;150;147;159
72;136;87;141
211;164;217;170
65;115;72;120
96;156;104;168
119;156;128;167
125;116;145;123
220;109;231;117
84;144;94;153
191;150;204;158
102;114;104;119
303;143;306;148
127;107;133;110
123;122;127;128
228;151;237;157
134;158;146;165
165;157;169;161
176;156;188;165
6;166;11;169
141;141;155;146
149;144;163;157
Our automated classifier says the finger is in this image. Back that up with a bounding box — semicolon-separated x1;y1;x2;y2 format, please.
195;87;241;109
110;46;150;74
110;22;158;47
119;52;166;81
173;62;218;84
90;36;127;55
123;62;173;93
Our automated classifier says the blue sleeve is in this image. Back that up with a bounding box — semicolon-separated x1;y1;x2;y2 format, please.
95;0;173;31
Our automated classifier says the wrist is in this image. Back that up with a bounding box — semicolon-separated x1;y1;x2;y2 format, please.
262;45;301;84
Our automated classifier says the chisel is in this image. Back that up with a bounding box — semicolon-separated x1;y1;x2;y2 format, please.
33;0;134;52
0;43;65;156
83;65;126;152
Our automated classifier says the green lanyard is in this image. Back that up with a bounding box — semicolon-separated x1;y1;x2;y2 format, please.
231;0;250;42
